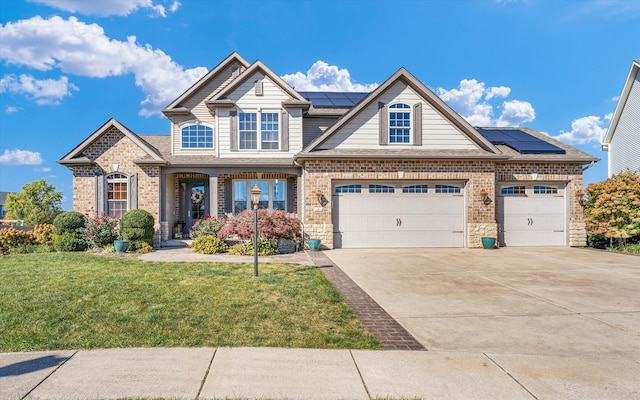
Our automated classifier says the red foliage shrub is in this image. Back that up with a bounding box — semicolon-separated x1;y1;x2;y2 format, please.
218;209;301;240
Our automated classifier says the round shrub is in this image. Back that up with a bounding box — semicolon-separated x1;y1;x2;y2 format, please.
119;209;155;250
191;235;228;254
53;211;87;235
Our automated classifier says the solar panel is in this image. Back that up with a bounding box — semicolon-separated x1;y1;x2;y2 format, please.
477;128;566;154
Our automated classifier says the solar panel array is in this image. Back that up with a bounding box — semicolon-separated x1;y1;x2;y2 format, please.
298;91;368;108
476;128;566;154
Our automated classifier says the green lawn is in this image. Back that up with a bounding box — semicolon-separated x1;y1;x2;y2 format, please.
0;253;380;352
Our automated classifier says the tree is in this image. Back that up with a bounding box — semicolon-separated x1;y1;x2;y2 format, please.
584;172;640;240
4;179;63;225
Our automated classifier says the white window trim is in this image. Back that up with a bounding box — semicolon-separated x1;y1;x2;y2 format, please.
238;110;281;151
232;179;287;213
106;172;129;216
178;120;215;150
388;103;412;145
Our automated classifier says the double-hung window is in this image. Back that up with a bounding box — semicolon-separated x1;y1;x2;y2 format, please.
389;103;411;143
239;111;279;150
106;173;128;217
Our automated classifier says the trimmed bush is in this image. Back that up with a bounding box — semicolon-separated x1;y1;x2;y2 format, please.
218;209;301;241
52;211;87;235
191;235;229;254
120;209;155;250
190;215;227;239
228;239;278;256
53;232;86;252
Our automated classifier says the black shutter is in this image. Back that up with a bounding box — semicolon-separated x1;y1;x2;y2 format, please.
286;178;295;213
413;102;422;146
378;102;388;145
224;179;232;213
230;110;238;151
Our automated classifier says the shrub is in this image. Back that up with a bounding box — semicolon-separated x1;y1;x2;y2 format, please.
53;211;87;235
120;209;155;250
53;232;86;252
190;215;227;239
227;239;278;256
33;224;54;245
135;242;154;254
0;228;37;255
84;215;120;248
218;209;301;241
191;235;228;254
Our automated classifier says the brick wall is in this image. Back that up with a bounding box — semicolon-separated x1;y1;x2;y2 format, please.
70;127;161;243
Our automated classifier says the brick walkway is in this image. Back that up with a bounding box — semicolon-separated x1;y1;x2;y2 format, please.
308;251;425;351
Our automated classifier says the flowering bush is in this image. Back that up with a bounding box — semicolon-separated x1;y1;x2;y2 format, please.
190;215;227;239
218;209;301;240
584;171;640;240
84;215;120;248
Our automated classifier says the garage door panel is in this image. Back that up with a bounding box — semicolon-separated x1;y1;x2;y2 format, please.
332;182;465;248
498;185;566;247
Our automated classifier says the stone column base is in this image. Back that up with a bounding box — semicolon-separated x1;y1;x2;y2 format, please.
468;223;499;248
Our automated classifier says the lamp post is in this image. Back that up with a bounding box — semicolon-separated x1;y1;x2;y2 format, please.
250;184;262;277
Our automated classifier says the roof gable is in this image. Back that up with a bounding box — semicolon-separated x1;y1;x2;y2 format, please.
58;118;165;165
208;60;310;106
162;52;251;115
603;59;640;145
303;68;499;153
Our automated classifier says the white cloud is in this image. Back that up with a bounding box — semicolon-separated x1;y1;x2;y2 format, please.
436;79;535;127
0;16;206;115
4;105;20;113
553;115;606;145
0;74;78;105
0;149;44;165
281;61;379;92
28;0;179;17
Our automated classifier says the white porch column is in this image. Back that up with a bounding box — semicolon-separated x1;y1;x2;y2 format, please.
209;176;218;217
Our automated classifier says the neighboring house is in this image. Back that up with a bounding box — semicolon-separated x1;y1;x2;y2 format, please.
602;59;640;177
58;52;598;248
0;192;11;218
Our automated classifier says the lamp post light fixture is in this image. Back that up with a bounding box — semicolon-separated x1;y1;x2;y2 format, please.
250;184;262;277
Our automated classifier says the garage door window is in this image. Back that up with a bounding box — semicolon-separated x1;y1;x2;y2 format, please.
435;184;461;194
501;186;526;195
369;184;395;193
534;185;558;194
402;184;428;193
335;184;362;193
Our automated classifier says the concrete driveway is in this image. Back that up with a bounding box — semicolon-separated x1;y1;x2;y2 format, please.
325;247;640;398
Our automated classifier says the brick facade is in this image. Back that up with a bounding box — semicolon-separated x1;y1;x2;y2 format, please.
302;159;586;248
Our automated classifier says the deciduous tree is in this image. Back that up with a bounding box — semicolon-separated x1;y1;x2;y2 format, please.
584;172;640;239
4;179;63;225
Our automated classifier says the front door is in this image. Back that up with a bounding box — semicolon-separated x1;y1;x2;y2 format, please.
180;179;208;235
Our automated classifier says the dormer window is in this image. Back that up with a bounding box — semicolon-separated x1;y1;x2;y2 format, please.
389;103;411;143
181;124;213;149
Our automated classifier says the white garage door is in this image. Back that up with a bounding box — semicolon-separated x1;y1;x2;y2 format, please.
497;184;566;246
332;182;465;248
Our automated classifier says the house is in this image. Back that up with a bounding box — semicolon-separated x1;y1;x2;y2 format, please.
0;192;11;219
602;59;640;177
58;52;597;248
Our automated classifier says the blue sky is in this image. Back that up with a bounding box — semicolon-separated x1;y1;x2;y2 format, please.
1;0;638;210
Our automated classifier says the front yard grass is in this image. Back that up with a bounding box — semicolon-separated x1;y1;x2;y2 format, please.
0;253;380;352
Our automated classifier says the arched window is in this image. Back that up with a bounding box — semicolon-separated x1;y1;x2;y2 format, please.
106;173;128;217
389;103;411;143
181;124;213;148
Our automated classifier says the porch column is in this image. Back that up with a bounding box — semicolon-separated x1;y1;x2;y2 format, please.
209;176;218;217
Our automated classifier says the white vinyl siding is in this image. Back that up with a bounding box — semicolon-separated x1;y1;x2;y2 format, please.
609;73;640;176
319;81;478;150
172;62;244;155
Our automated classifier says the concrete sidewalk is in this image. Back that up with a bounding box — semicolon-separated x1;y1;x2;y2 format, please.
2;347;541;400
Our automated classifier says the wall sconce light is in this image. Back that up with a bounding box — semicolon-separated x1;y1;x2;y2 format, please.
479;189;492;205
315;189;328;207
